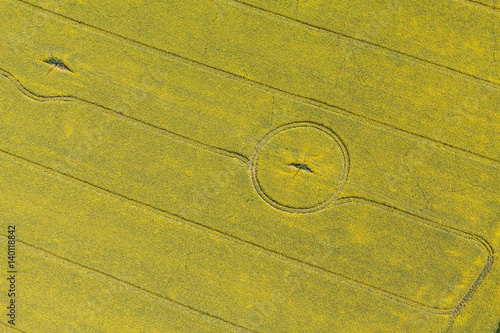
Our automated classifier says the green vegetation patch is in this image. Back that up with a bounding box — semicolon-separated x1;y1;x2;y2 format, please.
44;53;72;72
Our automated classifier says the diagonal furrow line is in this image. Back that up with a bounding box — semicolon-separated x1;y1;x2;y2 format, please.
459;0;499;11
227;0;500;87
444;255;496;332
0;322;28;333
0;234;256;333
0;68;249;166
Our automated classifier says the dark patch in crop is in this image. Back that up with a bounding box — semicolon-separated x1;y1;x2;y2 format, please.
289;163;312;173
44;53;73;73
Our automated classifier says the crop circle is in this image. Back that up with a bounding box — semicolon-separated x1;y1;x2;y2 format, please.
250;122;349;213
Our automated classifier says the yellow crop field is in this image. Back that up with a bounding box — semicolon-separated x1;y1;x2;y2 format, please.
0;0;499;332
